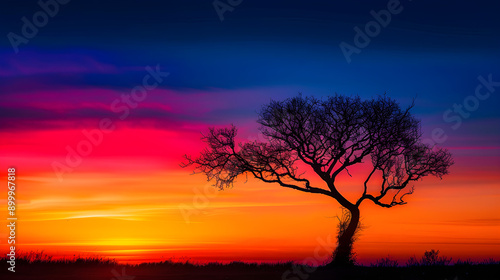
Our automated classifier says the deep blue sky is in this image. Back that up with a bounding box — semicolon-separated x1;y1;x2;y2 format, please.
1;0;499;145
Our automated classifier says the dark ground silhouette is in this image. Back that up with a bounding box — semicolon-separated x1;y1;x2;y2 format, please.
2;251;498;280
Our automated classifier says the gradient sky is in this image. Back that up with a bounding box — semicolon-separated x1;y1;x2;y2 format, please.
1;0;499;264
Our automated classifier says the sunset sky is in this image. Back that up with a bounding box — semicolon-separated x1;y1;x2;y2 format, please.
1;0;499;265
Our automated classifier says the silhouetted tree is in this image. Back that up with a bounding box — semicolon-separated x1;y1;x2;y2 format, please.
182;94;453;265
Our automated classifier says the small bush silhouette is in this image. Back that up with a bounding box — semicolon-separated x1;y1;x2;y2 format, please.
378;250;454;267
372;256;399;267
421;249;452;266
406;256;420;267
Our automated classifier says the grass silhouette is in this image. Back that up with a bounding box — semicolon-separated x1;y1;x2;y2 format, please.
1;250;498;280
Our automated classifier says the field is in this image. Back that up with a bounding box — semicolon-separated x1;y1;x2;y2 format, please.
1;252;498;280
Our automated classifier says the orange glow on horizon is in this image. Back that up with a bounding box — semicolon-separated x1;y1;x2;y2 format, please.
1;126;499;265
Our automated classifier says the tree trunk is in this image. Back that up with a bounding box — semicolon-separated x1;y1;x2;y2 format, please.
332;207;360;266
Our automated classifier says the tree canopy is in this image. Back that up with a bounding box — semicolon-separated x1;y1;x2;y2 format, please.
184;94;452;208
